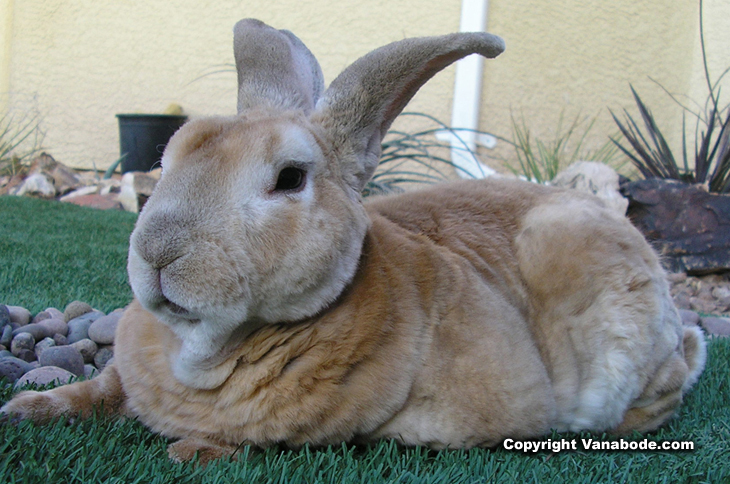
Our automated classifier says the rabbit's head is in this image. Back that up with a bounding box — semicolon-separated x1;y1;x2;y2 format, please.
127;19;505;389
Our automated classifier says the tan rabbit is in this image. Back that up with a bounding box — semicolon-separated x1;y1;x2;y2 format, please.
1;19;706;465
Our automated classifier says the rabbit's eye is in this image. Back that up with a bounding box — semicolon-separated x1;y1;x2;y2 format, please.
274;167;306;192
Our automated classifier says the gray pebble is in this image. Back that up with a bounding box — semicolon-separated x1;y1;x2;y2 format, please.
44;308;64;321
88;313;121;345
7;306;31;326
14;366;76;390
31;311;51;325
67;320;93;344
38;317;68;337
39;345;85;376
11;332;35;356
83;364;99;379
94;346;114;371
64;301;93;323
66;311;105;344
0;305;9;326
28;360;40;369
70;338;98;364
34;337;56;359
701;317;730;337
0;349;12;358
53;333;68;346
12;323;49;341
0;324;13;347
16;349;36;363
679;309;700;326
0;356;33;383
0;344;5;352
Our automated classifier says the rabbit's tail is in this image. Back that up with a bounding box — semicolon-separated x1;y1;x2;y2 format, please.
680;325;707;392
1;363;127;424
613;324;707;434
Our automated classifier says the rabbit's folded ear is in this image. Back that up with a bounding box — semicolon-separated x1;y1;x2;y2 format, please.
312;32;505;193
234;19;324;114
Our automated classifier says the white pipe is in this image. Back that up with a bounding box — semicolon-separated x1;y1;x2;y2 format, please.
436;0;497;178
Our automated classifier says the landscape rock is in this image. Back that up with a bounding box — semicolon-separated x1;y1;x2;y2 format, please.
679;309;700;326
700;317;730;337
39;346;85;376
14;366;76;390
66;311;104;344
34;337;56;359
12;323;49;341
83;364;99;380
63;193;123;211
621;178;730;274
16;349;36;363
11;332;35;356
0;325;13;347
0;305;10;326
38;317;68;337
7;306;31;326
64;301;94;322
0;356;33;384
88;313;121;345
71;338;98;364
31;311;51;324
53;333;68;346
44;308;64;320
94;346;114;370
552;161;629;216
118;171;159;213
13;173;56;198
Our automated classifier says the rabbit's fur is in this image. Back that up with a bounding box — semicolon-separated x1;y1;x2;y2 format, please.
2;19;706;464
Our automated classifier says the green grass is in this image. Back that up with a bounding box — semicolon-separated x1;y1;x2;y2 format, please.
1;195;729;483
0;195;136;314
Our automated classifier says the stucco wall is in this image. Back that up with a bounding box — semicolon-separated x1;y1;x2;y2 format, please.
1;0;728;172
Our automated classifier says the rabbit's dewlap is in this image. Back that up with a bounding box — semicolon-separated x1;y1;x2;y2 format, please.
1;19;705;464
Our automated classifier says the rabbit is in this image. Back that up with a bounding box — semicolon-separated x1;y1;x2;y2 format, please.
1;18;706;465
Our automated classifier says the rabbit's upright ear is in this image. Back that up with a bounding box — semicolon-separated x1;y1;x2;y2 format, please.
234;19;324;114
312;32;505;193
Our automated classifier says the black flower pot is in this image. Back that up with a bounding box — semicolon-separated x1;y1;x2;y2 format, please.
116;114;188;173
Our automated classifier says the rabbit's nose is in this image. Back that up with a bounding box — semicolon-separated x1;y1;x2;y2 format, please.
132;213;192;270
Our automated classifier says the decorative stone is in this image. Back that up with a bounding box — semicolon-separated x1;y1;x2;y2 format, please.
0;305;10;326
64;301;93;322
63;193;123;211
11;332;35;356
0;349;12;358
53;333;68;346
0;356;33;384
7;306;31;326
70;338;98;364
12;323;49;341
679;309;700;326
31;311;51;325
39;346;84;376
701;317;730;337
16;349;36;363
621;178;730;274
83;364;99;380
66;312;104;344
34;337;56;358
13;172;57;198
38;317;69;337
94;346;114;371
14;366;76;390
0;325;13;347
88;313;121;345
44;308;64;320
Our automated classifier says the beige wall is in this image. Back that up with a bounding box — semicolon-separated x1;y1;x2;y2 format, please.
1;0;729;172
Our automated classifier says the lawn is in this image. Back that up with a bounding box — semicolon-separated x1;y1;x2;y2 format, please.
1;195;729;483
